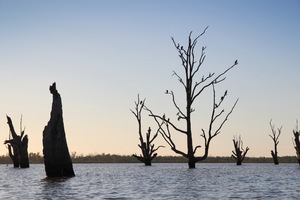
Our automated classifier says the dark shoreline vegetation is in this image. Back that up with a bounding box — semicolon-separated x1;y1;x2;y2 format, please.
0;153;298;164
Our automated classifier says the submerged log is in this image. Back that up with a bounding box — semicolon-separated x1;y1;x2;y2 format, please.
43;82;75;177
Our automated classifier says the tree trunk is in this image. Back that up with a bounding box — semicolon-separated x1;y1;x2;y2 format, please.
293;131;300;166
271;150;279;165
145;160;151;166
188;159;196;168
43;82;75;177
8;145;19;168
19;135;29;168
269;121;281;165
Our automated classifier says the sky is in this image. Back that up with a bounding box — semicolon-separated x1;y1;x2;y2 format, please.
0;0;299;158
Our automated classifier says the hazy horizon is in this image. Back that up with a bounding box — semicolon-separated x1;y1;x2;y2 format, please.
0;0;299;158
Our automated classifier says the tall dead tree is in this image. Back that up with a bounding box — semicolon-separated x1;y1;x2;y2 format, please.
131;95;164;166
43;82;75;177
269;120;282;165
4;115;29;168
293;121;300;165
147;27;238;168
231;135;249;165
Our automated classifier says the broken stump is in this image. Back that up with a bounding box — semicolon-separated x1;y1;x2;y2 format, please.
43;82;75;177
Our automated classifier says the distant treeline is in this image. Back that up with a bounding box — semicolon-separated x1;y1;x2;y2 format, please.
0;153;298;164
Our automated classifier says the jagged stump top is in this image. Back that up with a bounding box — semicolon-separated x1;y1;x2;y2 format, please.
43;82;75;177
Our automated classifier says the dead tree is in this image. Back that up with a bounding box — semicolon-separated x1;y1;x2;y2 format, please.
269;120;282;165
147;27;238;168
43;82;75;177
293;121;300;165
4;115;29;168
232;135;249;165
131;95;164;166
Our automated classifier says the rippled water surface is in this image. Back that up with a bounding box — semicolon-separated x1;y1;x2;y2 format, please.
0;163;300;199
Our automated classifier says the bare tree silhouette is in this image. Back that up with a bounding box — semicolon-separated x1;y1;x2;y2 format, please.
4;115;29;168
147;27;238;168
131;95;164;165
269;120;282;165
232;135;249;165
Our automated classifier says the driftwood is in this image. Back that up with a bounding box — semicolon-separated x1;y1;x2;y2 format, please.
43;82;75;177
4;115;29;168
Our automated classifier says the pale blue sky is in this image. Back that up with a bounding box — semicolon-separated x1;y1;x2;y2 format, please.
0;0;299;157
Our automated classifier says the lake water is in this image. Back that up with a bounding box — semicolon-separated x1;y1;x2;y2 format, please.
0;163;299;199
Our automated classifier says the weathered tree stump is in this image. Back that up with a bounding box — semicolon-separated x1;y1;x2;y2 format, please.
293;130;300;166
43;82;75;177
231;135;249;165
4;115;29;168
271;150;279;165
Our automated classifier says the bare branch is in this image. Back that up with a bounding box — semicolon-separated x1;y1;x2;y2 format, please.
166;90;186;120
193;145;201;154
191;46;206;78
192;60;238;103
200;129;207;145
172;71;187;89
6;115;18;139
192;26;209;44
152;145;165;153
171;147;188;158
145;107;186;157
213;98;239;138
148;113;187;135
191;72;214;100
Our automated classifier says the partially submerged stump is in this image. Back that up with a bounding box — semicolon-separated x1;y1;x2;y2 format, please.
43;82;75;177
4;115;29;168
231;135;249;165
293;130;300;166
